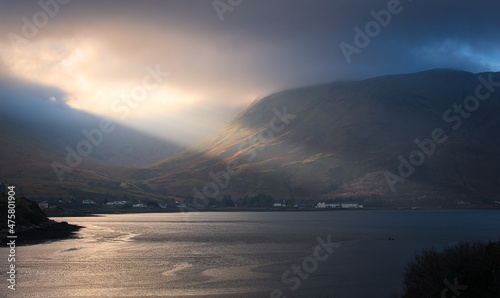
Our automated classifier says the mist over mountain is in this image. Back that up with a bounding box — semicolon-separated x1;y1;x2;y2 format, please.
141;69;500;207
0;76;185;199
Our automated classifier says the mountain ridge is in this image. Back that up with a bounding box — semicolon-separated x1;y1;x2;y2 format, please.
141;69;500;207
0;78;185;201
2;69;500;208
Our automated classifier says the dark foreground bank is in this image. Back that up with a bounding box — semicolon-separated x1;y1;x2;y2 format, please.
397;239;500;297
0;194;83;245
1;220;82;245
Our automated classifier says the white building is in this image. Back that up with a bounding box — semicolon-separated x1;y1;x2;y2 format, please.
316;202;363;209
107;201;127;205
316;202;340;208
341;202;362;209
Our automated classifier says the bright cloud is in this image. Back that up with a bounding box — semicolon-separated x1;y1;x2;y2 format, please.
414;40;500;72
1;1;499;146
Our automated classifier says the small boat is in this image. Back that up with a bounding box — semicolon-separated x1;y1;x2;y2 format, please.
388;237;395;241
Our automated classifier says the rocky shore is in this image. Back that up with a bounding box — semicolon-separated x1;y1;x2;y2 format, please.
1;193;83;245
0;220;83;245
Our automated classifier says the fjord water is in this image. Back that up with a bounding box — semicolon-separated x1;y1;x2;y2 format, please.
2;210;500;297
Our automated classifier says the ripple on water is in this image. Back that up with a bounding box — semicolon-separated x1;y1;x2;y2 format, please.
58;247;81;253
203;265;271;281
161;263;193;276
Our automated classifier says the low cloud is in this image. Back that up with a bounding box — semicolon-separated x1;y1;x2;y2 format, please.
0;0;499;145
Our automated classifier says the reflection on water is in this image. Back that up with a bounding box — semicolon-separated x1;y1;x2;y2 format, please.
1;211;500;297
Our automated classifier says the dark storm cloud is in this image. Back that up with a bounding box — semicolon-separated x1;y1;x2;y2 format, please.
0;0;499;144
2;0;499;84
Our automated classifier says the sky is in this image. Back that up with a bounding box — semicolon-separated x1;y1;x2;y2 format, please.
0;0;499;146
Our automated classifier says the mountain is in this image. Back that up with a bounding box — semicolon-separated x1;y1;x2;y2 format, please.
142;69;500;207
3;69;500;208
0;77;185;201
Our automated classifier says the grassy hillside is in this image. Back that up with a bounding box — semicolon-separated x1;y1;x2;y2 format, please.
3;69;500;208
0;92;185;202
141;69;500;207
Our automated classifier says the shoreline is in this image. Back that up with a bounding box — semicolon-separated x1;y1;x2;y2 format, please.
0;220;83;245
49;205;500;217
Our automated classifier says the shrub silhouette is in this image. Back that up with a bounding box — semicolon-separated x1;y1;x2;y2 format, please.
401;240;500;298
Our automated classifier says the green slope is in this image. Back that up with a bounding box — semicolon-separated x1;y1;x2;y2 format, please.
142;69;500;207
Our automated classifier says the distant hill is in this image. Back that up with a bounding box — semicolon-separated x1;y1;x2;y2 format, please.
142;69;500;207
0;77;185;201
3;69;500;208
0;102;185;168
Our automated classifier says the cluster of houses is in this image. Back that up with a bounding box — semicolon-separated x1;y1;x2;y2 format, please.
273;201;292;207
315;202;363;209
271;201;363;209
106;201;127;205
41;200;149;207
39;198;363;210
40;200;149;208
106;200;147;207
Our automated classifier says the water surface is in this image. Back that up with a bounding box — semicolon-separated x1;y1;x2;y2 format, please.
2;210;500;297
